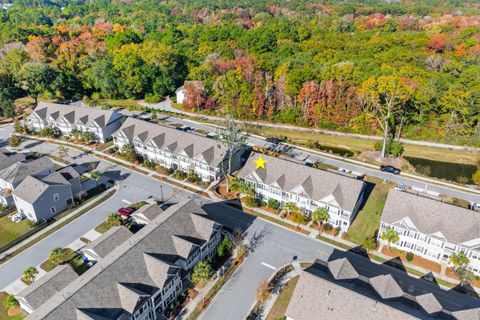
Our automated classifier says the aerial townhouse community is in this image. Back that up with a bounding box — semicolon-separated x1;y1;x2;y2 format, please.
23;199;223;320
2;100;480;319
112;117;245;182
27;102;123;142
238;152;367;231
378;190;480;274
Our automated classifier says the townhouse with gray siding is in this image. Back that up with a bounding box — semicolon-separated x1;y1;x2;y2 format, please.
378;190;480;275
112;117;244;182
237;153;366;231
0;155;55;206
27;199;223;320
13;166;81;222
27;102;123;142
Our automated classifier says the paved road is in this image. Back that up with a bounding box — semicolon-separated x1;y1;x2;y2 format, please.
0;128;195;290
146;115;480;204
200;203;480;320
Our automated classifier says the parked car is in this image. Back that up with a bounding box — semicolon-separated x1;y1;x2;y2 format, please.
266;137;281;144
394;183;406;191
380;165;401;175
117;207;134;217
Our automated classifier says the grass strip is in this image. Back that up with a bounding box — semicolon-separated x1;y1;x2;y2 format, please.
0;189;116;265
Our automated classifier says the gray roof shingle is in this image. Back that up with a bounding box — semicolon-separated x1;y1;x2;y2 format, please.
0;156;54;187
285;265;416;320
381;190;480;244
27;199;220;320
82;226;132;260
31;103;122;128
369;274;404;299
16;265;78;312
415;293;443;314
238;153;365;212
113;117;228;167
327;258;359;280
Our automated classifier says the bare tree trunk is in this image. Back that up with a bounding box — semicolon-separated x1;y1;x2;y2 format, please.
381;119;388;160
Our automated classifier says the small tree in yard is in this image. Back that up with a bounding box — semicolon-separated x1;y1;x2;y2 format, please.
90;171;102;189
256;279;272;304
455;268;476;285
449;252;469;271
49;247;68;264
191;260;213;287
8;134;21;147
217;237;233;258
267;199;280;212
121;144;138;162
106;212;123;229
381;228;399;248
3;295;19;310
312;208;329;227
22;266;39;284
362;236;378;254
472;170;480;186
216;115;249;193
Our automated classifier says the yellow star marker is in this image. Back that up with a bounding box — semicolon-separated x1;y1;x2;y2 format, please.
254;155;267;170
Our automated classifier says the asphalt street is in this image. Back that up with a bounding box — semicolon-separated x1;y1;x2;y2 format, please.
152;114;480;204
0;126;195;290
200;202;480;320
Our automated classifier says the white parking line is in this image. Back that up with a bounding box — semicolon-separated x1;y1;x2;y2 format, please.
121;199;131;205
261;262;276;270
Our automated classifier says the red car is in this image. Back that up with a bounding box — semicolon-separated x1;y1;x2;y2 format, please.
117;207;134;217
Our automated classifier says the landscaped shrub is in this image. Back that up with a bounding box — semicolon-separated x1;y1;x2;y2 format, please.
243;196;260;208
173;170;187;180
406;252;414;261
8;134;22;147
267;199;280;211
323;223;333;232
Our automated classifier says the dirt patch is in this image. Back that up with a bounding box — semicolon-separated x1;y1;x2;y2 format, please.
215;183;240;200
7;307;23;316
381;247;441;274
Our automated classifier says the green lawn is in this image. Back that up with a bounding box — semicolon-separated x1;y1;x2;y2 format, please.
0;216;32;248
0;292;25;320
94;221;111;234
346;177;392;245
266;276;300;320
40;248;88;275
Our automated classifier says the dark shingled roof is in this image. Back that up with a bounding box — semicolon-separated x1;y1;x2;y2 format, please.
82;226;132;260
238;152;365;212
16;265;78;312
27;199;220;320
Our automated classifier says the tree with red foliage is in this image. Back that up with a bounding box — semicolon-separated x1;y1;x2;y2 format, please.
183;81;205;110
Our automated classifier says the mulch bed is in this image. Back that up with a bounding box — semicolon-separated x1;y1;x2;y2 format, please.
381;247;441;274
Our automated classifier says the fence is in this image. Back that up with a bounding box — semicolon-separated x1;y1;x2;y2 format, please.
0;206;17;219
0;221;49;254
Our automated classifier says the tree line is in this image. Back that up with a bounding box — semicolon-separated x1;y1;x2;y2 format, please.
0;0;479;146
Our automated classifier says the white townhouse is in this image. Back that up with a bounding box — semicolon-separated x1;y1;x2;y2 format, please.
27;199;224;320
27;102;123;142
112;117;244;182
237;153;366;231
378;190;480;275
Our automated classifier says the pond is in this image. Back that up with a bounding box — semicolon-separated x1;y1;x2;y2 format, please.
405;156;477;184
307;141;355;157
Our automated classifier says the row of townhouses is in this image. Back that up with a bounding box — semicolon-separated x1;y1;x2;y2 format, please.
27;102;123;143
23;103;480;276
378;190;480;274
112;117;245;182
238;152;367;231
285;256;480;320
24;199;223;320
0;149;82;222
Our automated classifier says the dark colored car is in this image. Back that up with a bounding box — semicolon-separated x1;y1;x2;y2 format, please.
117;207;134;217
380;165;401;175
266;137;281;144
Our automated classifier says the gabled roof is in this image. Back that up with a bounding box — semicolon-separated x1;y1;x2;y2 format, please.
0;150;25;171
381;190;480;244
327;258;359;280
0;156;54;187
112;117;229;167
452;308;480;320
369;274;404;299
238;153;365;212
82;226;132;260
30;102;122;128
415;293;443;314
172;235;197;259
132;203;164;222
28;199;221;320
116;283;149;314
16;265;78;312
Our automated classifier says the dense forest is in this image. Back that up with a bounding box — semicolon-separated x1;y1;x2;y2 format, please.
0;0;479;146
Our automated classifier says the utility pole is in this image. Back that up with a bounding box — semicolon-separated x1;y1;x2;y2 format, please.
160;185;164;203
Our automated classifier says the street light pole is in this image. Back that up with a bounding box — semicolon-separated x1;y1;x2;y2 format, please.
160;185;164;203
